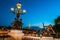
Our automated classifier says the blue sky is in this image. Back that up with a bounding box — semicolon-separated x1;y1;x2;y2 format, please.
0;0;60;27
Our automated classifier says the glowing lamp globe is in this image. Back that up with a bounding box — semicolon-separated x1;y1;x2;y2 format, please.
23;10;26;13
11;7;14;11
16;2;21;9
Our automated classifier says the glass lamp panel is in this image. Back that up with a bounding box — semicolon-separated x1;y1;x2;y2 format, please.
16;3;21;9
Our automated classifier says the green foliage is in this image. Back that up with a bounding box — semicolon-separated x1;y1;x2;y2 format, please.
54;16;60;32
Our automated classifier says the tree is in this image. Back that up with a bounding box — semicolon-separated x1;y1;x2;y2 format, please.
54;16;60;32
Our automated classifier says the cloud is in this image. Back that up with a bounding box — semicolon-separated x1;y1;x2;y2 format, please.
31;22;54;28
31;23;43;28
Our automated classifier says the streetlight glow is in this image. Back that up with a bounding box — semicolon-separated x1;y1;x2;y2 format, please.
16;2;21;9
23;10;26;13
11;7;14;11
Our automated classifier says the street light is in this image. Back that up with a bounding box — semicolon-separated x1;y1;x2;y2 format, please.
16;2;21;9
11;2;26;19
11;2;26;29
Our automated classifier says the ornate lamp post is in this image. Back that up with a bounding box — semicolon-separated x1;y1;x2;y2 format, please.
11;2;26;29
11;2;26;19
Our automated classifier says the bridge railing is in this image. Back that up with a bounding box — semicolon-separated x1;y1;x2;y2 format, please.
22;36;53;40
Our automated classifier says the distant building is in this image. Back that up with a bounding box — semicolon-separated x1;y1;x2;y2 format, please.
42;24;55;37
22;24;42;37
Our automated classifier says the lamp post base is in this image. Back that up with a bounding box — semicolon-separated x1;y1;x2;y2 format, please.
8;30;24;40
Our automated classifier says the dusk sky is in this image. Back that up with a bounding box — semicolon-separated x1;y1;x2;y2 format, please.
0;0;60;28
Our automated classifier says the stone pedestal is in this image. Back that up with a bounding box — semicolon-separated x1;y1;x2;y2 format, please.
8;30;24;40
